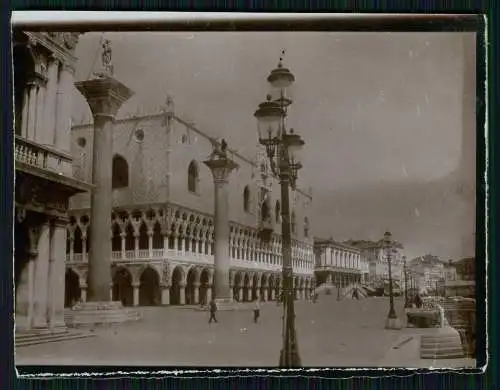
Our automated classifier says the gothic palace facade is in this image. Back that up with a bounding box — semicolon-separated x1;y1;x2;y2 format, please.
65;101;315;307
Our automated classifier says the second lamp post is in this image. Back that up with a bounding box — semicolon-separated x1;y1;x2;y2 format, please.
383;231;403;330
254;53;304;367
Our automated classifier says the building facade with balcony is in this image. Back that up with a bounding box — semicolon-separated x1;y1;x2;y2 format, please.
64;101;315;307
313;238;365;288
442;257;475;298
344;239;405;287
13;31;92;332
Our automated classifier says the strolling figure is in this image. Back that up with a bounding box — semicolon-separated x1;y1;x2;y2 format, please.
208;298;218;323
253;300;261;323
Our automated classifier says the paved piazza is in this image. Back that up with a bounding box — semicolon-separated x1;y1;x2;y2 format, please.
17;297;423;367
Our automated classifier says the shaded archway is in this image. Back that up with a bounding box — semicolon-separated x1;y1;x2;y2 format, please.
199;268;211;306
185;267;199;305
243;273;251;302
260;274;269;301
138;221;148;250
252;273;260;301
268;274;275;301
139;267;160;306
112;267;133;306
65;269;81;307
233;271;243;302
111;222;121;252
170;266;185;305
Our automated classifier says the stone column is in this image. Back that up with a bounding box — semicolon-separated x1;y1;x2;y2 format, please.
203;156;238;305
148;231;154;257
206;285;212;303
55;63;74;151
80;282;87;302
160;284;170;305
42;56;59;145
120;232;127;259
193;282;200;305
75;77;133;302
20;86;30;138
48;219;68;331
132;282;140;306
238;287;243;302
26;82;38;141
34;84;46;144
32;223;51;330
179;283;186;305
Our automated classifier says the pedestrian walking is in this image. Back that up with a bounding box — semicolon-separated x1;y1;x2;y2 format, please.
208;298;218;323
253;300;261;323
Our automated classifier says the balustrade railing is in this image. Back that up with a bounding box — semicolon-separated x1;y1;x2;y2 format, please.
15;135;73;175
66;248;314;274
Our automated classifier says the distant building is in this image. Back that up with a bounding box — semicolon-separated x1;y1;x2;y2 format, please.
409;254;445;293
442;257;475;298
344;239;405;286
313;238;366;288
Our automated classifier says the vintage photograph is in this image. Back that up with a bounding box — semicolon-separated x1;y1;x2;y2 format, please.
13;26;477;369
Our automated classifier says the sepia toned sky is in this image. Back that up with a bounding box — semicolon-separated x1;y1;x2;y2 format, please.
71;31;477;261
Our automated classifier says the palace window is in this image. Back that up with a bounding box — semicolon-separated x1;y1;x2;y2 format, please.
112;155;129;189
275;200;281;223
304;217;310;238
188;160;199;193
261;201;270;222
243;186;251;212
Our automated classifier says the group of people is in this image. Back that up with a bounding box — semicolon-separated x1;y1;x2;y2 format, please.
207;298;262;324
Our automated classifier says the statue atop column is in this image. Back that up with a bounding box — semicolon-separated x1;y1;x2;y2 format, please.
209;138;229;160
93;39;114;78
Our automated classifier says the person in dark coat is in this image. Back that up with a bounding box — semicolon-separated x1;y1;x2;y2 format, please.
208;298;218;323
253;300;261;323
415;293;423;309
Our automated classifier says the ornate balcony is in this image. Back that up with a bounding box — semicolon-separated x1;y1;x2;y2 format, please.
15;135;92;217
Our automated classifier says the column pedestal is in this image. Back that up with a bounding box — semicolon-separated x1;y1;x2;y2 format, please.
161;285;170;305
65;76;139;328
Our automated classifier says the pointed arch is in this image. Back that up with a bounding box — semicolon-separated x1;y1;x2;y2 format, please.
112;154;129;189
187;160;199;193
243;186;251;213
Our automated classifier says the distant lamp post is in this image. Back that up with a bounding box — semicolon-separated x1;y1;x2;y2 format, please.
382;231;402;330
254;51;303;368
403;257;409;308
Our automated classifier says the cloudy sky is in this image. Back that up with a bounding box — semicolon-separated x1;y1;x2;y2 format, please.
70;31;477;261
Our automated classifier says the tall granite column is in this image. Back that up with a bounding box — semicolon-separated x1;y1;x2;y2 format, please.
75;77;133;302
204;154;238;307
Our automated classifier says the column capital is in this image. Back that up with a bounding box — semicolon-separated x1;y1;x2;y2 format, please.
131;281;141;288
203;157;239;183
74;77;134;118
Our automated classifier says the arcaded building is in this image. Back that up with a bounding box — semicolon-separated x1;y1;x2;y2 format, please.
313;238;368;288
64;100;315;307
13;31;91;332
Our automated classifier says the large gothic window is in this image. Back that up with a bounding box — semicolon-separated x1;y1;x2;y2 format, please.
188;160;199;193
112;155;129;189
261;201;270;222
243;186;251;212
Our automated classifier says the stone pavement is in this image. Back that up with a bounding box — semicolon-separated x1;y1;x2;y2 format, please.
15;296;475;368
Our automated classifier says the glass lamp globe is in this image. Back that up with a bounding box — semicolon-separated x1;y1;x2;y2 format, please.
254;96;283;143
267;61;295;106
284;130;304;167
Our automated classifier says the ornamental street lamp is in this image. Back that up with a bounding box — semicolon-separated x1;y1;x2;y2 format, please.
254;51;303;367
403;257;409;309
382;231;402;330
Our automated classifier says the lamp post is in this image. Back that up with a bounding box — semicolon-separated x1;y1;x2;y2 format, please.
382;231;402;329
403;257;409;308
254;51;303;367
